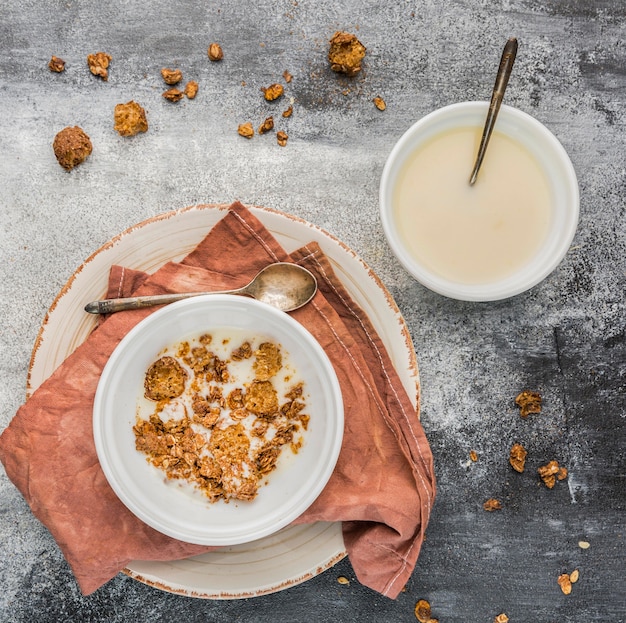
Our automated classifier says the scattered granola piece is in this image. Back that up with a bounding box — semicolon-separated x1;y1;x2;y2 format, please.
328;31;366;76
283;69;293;83
48;55;65;73
373;96;386;111
483;498;502;511
262;83;284;101
52;126;92;171
162;88;184;102
258;116;274;135
161;68;183;85
569;569;579;583
282;105;293;118
277;130;288;147
184;80;198;99
509;443;528;472
87;51;112;80
515;390;542;417
114;101;148;136
208;42;224;61
557;572;572;595
469;450;478;462
538;459;567;488
337;576;350;585
578;540;590;549
238;122;254;138
494;615;509;623
414;599;438;623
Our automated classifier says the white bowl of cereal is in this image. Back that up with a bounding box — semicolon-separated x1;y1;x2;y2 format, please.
93;294;344;546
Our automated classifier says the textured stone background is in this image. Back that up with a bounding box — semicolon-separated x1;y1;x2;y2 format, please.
0;0;624;621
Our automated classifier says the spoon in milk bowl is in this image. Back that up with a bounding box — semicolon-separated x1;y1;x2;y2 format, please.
469;37;518;186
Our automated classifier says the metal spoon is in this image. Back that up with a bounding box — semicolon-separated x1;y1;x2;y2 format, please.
84;262;318;314
469;37;518;186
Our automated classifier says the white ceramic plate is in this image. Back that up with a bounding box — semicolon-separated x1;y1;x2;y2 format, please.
93;295;344;546
28;204;419;598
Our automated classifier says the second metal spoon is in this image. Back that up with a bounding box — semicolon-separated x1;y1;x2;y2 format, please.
84;262;318;314
469;37;518;186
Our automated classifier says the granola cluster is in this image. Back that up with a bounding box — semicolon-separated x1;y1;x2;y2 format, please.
538;459;568;489
414;599;438;623
557;568;579;594
52;126;93;170
134;333;309;503
328;31;366;76
113;101;148;137
515;389;542;418
87;51;112;80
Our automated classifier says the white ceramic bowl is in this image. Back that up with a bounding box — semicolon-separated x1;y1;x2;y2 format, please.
379;102;579;301
93;294;344;546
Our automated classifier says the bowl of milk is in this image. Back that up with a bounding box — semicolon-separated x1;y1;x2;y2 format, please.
379;102;579;301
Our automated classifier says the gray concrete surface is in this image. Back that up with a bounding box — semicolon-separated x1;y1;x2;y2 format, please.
1;0;624;621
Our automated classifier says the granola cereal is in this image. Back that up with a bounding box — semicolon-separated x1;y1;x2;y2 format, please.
557;572;572;595
538;459;568;488
48;55;65;72
282;105;293;118
184;81;199;99
414;599;438;623
113;101;148;137
161;68;183;85
328;31;366;76
469;450;478;462
509;443;528;472
244;380;279;415
87;51;112;80
238;122;254;138
494;615;509;623
283;70;293;83
262;83;284;101
208;42;224;61
253;342;282;379
373;96;386;111
133;331;309;503
52;126;92;171
144;356;188;401
258;116;274;135
515;390;542;417
277;131;288;147
162;88;184;102
483;498;502;511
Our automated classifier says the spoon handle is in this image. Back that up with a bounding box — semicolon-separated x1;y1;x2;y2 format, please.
84;292;213;314
469;37;518;185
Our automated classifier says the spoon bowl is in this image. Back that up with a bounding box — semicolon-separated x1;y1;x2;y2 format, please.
84;262;318;314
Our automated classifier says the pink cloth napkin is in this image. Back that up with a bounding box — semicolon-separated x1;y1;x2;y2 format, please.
0;202;435;598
